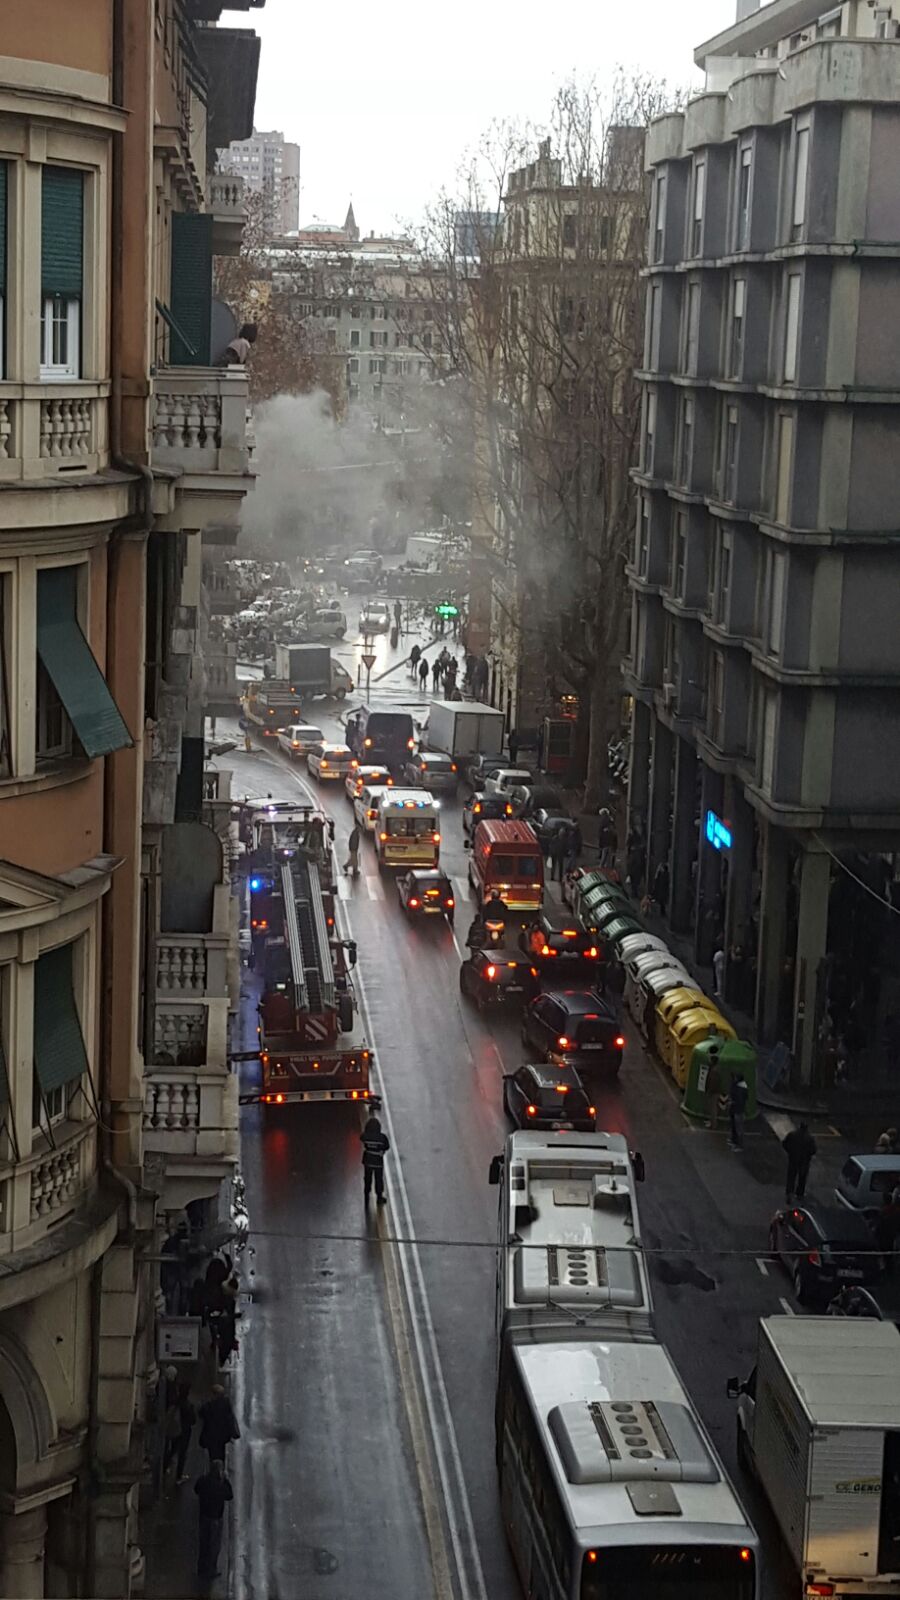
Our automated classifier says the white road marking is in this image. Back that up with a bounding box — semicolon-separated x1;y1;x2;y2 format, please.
453;876;470;903
335;875;351;900
365;875;385;902
763;1109;796;1142
755;1258;769;1276
778;1296;796;1316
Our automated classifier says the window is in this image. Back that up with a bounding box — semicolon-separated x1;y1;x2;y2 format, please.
653;172;666;262
737;145;752;249
645;283;660;368
368;357;385;375
684;281;700;373
644;390;656;472
775;412;794;523
792;125;810;238
562;213;576;248
351;304;361;318
764;547;786;655
783;273;801;383
671;510;688;598
40;166;84;379
722;404;739;500
760;691;778;787
394;357;408;375
422;330;432;350
679;396;694;485
350;329;360;349
394;330;403;347
32;941;89;1136
36;661;69;760
730;277;746;377
691;158;706;255
712;526;733;625
708;649;725;744
35;565;128;760
348;383;359;401
599;215;611;253
637;495;650;575
347;357;359;375
369;330;387;348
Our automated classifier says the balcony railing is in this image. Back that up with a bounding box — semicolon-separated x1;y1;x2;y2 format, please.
0;1121;96;1256
155;932;229;998
152;367;254;485
143;1069;239;1165
0;381;110;481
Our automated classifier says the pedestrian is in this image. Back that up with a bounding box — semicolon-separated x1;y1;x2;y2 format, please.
344;823;361;877
418;657;428;690
782;1120;817;1202
244;728;252;753
728;1072;749;1151
713;944;726;999
166;1380;196;1484
393;599;402;633
195;1459;233;1584
198;1385;240;1465
218;321;257;367
549;828;568;884
431;658;442;692
361;1114;390;1206
409;643;421;675
508;729;519;766
876;1127;899;1155
565;820;582;875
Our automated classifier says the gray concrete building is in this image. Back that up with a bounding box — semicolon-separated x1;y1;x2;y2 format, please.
625;0;900;1083
220;127;300;235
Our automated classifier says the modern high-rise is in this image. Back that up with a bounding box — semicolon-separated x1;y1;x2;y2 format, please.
220;127;300;235
625;0;900;1083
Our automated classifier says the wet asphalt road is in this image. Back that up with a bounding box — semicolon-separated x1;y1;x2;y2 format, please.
221;609;803;1600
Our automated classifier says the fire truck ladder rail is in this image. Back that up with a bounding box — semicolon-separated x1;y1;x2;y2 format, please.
280;858;335;1016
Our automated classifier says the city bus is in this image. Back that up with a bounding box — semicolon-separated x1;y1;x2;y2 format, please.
499;1335;759;1600
374;790;440;870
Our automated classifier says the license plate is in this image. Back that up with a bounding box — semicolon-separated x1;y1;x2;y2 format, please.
423;905;441;913
505;985;523;994
551;1122;573;1130
838;1268;864;1280
560;951;579;958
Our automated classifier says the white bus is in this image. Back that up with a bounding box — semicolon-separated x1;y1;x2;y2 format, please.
500;1336;759;1600
488;1130;654;1352
374;789;440;869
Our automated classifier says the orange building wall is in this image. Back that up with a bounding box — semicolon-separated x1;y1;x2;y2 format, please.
3;770;104;877
1;0;112;82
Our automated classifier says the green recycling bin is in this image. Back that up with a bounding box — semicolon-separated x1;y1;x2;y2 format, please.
682;1037;757;1124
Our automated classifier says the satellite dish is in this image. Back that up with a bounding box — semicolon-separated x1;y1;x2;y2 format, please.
211;297;239;365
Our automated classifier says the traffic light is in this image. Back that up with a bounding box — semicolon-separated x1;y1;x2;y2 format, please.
434;602;459;619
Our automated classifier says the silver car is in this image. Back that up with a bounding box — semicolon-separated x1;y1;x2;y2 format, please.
403;751;458;793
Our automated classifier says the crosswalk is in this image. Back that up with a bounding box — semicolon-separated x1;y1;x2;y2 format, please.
334;870;472;905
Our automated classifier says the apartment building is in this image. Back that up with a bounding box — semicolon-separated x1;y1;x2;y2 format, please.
626;0;900;1082
0;1;259;1591
219;126;300;236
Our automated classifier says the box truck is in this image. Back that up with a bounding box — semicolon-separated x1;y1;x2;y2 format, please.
728;1315;900;1595
427;701;505;760
274;643;333;696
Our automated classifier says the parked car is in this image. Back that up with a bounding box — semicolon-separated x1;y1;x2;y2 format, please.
403;751;459;793
768;1200;884;1305
462;792;514;836
502;1062;596;1132
530;808;572;855
835;1153;900;1214
465;754;507;792
276;723;325;760
521;989;624;1077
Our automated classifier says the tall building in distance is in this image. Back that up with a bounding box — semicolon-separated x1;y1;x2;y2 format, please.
220;127;301;235
626;0;900;1085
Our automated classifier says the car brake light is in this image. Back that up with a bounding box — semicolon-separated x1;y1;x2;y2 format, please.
474;803;482;813
557;1084;568;1094
558;1036;569;1049
451;763;457;772
275;1093;284;1104
526;1104;537;1117
351;1090;359;1100
380;831;387;840
588;947;598;958
505;805;513;815
531;967;538;977
807;1249;821;1266
562;929;577;937
409;897;419;908
408;738;415;748
588;1105;596;1117
615;1035;625;1048
486;964;497;979
433;832;441;843
364;737;372;747
351;759;358;768
445;898;454;908
805;1585;833;1597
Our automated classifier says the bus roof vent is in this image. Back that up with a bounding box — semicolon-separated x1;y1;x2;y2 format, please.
592;1173;633;1211
548;1401;719;1485
514;1245;642;1307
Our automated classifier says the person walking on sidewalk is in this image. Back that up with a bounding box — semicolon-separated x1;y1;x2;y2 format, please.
418;656;429;691
431;657;442;693
565;820;582;877
393;599;403;634
507;729;519;766
198;1385;240;1465
409;643;421;676
713;944;726;999
361;1114;390;1206
728;1072;749;1151
783;1121;817;1201
344;824;361;877
549;827;568;884
195;1459;233;1584
165;1380;196;1484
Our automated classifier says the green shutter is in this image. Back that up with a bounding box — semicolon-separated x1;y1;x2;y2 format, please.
34;945;89;1095
41;166;84;298
0;162;6;297
170;212;212;365
36;567;131;759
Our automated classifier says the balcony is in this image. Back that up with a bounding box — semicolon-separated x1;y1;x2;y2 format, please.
209;175;247;257
143;1069;238;1171
151;367;255;535
0;1121;97;1259
0;381;110;483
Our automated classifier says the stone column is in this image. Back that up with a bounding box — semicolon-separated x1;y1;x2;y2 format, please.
626;698;652;838
756;820;790;1045
647;716;674;885
694;765;725;964
0;1502;47;1600
723;780;755;1008
669;738;698;932
792;846;831;1085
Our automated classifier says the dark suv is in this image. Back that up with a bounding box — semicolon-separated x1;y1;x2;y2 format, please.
521;990;624;1077
519;911;604;976
503;1063;596;1131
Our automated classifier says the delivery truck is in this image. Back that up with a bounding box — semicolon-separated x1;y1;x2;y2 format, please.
274;643;333;696
427;701;505;761
727;1315;900;1595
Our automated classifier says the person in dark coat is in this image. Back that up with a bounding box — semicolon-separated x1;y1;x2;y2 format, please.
565;821;582;876
549;828;568;884
431;657;442;692
198;1385;240;1464
652;859;670;913
508;730;519;766
361;1115;390;1205
165;1380;196;1483
728;1073;749;1151
418;657;429;690
783;1121;817;1201
195;1459;233;1582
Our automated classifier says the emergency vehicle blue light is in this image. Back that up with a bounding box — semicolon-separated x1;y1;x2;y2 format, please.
250;878;262;891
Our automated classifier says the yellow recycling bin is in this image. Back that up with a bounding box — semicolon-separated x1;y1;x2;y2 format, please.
655;986;707;1068
670;1008;736;1088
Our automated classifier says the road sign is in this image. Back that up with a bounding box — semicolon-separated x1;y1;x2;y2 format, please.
361;652;377;670
434;603;459;618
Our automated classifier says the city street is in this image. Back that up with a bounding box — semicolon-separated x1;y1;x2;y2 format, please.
213;618;838;1600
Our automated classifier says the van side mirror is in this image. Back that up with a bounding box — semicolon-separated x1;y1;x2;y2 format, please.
463;838;471;851
632;1151;646;1183
726;1377;742;1399
488;1155;503;1186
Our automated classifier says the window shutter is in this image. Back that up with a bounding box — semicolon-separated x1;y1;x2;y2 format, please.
0;162;6;297
34;945;90;1095
41;166;84;298
170;213;213;365
36;567;131;758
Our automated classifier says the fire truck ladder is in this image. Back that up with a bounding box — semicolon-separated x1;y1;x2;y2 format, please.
280;858;335;1016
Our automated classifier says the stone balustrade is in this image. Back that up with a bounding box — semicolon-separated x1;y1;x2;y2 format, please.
26;1125;93;1225
40;397;93;459
209;175;244;215
156;937;208;995
0;383;108;479
144;1077;201;1133
142;1070;239;1166
151;368;253;486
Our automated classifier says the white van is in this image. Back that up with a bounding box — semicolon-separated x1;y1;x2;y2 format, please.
374;790;440;869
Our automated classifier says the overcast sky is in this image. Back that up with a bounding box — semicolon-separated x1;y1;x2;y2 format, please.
221;1;731;232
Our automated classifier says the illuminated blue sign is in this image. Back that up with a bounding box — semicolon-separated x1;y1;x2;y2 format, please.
706;810;733;852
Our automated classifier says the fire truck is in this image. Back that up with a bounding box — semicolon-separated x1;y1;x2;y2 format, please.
240;803;375;1106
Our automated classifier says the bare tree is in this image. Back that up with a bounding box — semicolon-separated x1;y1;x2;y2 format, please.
416;73;680;805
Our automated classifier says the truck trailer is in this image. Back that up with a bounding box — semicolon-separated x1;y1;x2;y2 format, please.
728;1315;900;1595
427;700;505;760
274;642;333;697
